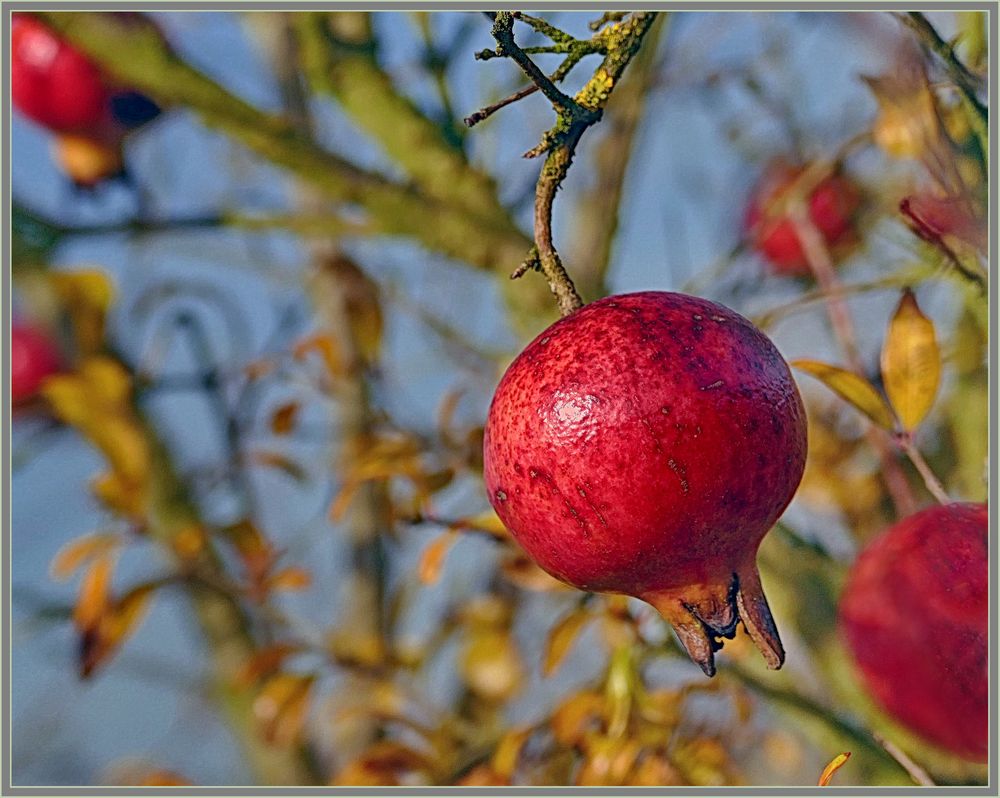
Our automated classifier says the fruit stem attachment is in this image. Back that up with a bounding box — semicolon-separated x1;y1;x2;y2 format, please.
643;566;784;677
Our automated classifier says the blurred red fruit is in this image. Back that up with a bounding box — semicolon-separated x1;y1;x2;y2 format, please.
11;323;63;405
11;14;110;133
745;163;861;276
12;13;161;187
484;292;807;675
839;503;988;762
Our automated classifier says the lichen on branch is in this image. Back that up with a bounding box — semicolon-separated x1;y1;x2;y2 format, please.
468;11;659;317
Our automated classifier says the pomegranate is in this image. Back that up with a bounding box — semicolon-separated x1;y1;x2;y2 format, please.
11;322;62;405
744;163;861;276
11;14;111;133
483;292;807;675
839;503;988;762
12;13;161;185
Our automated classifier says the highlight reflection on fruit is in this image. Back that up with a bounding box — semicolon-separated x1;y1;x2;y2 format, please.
484;291;807;675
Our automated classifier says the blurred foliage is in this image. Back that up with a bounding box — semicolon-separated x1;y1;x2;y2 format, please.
9;9;989;788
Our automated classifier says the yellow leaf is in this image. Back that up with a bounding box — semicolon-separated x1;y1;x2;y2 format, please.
818;751;851;786
91;472;147;518
80;356;132;408
41;373;91;426
543;608;593;677
74;553;115;632
50;533;119;581
50;269;116;354
94;418;151;483
491;727;533;778
417;530;458;585
881;289;941;430
791;360;895;429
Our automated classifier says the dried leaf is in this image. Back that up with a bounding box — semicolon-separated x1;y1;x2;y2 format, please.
50;533;119;581
249;451;307;482
73;553;115;632
237;643;301;687
270;401;299;435
252;673;315;747
268;567;312;592
792;360;895;429
818;751;851;786
417;531;458;585
294;333;346;379
881;289;941;430
103;583;157;646
491;727;533;778
543;608;593;677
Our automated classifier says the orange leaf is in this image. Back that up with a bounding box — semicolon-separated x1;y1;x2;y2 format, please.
50;533;119;581
270;401;300;435
237;643;301;687
253;673;315;747
268;567;312;592
417;530;458;585
819;751;851;786
73;553;115;632
543;607;592;677
293;333;345;379
104;583;157;647
249;451;307;482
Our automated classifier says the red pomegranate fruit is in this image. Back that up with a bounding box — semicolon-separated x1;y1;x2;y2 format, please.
483;292;807;675
11;322;63;405
11;14;111;133
744;163;861;276
838;503;988;762
12;13;161;186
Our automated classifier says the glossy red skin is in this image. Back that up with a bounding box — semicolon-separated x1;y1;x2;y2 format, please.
744;166;861;276
12;14;111;133
839;503;988;762
11;323;62;404
483;292;807;598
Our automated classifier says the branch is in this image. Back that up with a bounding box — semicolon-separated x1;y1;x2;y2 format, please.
569;13;669;301
480;12;659;317
293;12;514;226
35;12;531;277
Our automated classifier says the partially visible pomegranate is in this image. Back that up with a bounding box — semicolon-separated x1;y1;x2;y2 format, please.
11;14;110;133
11;322;63;405
839;503;988;762
484;292;807;675
744;163;861;276
12;13;161;186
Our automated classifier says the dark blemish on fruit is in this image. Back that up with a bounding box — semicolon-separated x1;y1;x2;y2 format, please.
661;406;671;415
513;463;523;476
667;458;690;495
577;484;609;528
640;417;664;453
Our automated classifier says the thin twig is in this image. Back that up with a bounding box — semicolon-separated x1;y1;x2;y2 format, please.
898;435;951;505
872;732;936;786
788;203;918;517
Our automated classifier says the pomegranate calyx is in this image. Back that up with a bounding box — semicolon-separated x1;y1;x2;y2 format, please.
643;565;783;677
